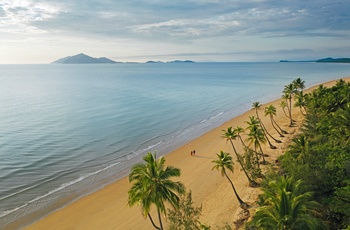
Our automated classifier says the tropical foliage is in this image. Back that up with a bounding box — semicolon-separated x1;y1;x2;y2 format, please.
128;152;185;230
278;79;350;229
127;78;350;230
222;127;256;185
245;116;267;165
168;191;203;230
212;151;249;209
248;176;324;230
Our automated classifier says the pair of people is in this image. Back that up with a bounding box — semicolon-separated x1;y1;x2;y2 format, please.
190;150;196;156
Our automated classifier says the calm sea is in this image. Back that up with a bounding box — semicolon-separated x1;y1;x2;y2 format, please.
0;62;349;228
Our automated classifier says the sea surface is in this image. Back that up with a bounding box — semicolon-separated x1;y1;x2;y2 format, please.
0;62;349;228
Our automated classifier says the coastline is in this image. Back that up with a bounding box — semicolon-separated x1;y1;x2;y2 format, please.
21;77;350;230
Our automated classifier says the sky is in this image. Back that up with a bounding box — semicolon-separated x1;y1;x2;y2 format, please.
0;0;349;64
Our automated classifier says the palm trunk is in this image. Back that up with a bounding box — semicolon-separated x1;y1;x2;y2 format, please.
255;110;277;148
148;213;161;230
270;116;284;137
229;140;253;184
303;106;307;116
258;143;266;164
254;146;260;169
282;106;289;118
272;117;288;134
260;119;281;143
223;170;249;209
157;208;164;230
288;97;293;126
238;135;247;148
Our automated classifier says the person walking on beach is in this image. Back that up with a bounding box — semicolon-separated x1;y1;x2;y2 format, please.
190;151;193;156
193;150;196;156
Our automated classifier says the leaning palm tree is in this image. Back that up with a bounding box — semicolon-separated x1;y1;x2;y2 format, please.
279;100;290;119
212;151;249;209
128;152;185;230
283;83;296;126
252;102;280;147
234;126;247;148
252;176;324;229
292;77;305;94
294;91;307;116
264;104;287;136
222;127;255;186
245;116;267;165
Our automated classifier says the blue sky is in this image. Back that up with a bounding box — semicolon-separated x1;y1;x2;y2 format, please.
0;0;349;63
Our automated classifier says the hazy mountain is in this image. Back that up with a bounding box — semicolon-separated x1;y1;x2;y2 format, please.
52;53;117;64
280;57;350;63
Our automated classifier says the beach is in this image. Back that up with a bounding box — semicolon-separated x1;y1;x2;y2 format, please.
21;77;349;230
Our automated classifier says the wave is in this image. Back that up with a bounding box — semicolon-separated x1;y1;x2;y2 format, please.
0;161;122;220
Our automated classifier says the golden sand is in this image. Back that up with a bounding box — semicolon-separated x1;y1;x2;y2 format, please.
23;77;350;230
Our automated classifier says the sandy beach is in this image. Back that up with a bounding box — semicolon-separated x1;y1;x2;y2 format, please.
22;77;349;230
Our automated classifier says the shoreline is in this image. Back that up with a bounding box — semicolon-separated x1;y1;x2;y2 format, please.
20;77;350;230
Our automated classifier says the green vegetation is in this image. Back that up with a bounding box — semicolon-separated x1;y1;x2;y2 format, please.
212;151;249;209
247;79;350;229
128;152;185;230
127;78;350;229
222;127;256;186
245;116;267;165
168;191;203;230
248;176;324;229
279;79;350;229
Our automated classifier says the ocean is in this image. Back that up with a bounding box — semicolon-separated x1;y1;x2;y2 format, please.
0;62;349;228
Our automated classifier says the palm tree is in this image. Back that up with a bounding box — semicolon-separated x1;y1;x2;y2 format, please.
234;126;247;148
294;77;305;90
252;102;280;147
279;100;289;119
245;116;267;165
222;127;255;186
212;151;249;209
294;91;307;116
292;78;305;94
128;152;185;230
283;83;296;126
264;105;287;136
252;176;323;229
288;134;309;164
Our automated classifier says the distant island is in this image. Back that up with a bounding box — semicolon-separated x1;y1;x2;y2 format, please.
280;57;350;63
52;53;196;64
52;53;118;64
146;60;195;64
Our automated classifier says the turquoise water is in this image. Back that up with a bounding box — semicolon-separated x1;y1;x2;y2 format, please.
0;62;349;228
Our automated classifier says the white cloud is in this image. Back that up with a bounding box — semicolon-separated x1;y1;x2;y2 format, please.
0;0;350;63
0;0;64;34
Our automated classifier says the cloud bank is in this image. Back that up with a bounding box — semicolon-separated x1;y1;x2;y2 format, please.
0;0;349;63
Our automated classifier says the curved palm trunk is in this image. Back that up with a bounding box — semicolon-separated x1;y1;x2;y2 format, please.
269;116;284;137
258;143;266;164
302;106;308;115
157;208;164;230
254;146;260;169
260;120;282;144
288;97;293;126
282;106;289;119
223;170;249;209
148;213;161;230
299;106;307;116
272;117;288;134
229;140;253;184
238;135;247;148
255;110;278;148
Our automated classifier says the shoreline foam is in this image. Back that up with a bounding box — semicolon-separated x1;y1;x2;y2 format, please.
18;77;350;230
